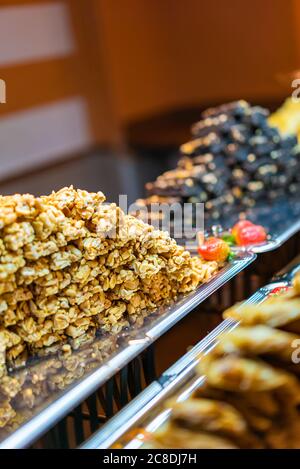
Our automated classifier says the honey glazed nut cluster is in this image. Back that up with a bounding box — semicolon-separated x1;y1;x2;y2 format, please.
0;187;218;375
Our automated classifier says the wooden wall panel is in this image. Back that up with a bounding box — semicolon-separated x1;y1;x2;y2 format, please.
0;0;122;140
97;0;299;123
0;58;81;117
0;0;123;180
66;0;123;146
0;0;299;178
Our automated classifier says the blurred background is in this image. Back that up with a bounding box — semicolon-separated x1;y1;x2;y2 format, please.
0;0;299;202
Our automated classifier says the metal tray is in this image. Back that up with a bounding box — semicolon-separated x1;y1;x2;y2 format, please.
81;259;300;449
0;252;255;449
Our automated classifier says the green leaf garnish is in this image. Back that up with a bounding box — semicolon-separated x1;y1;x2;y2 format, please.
221;234;236;246
227;251;236;262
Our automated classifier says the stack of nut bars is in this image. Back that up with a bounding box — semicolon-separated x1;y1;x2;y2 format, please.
0;187;218;431
136;101;300;224
147;273;300;449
